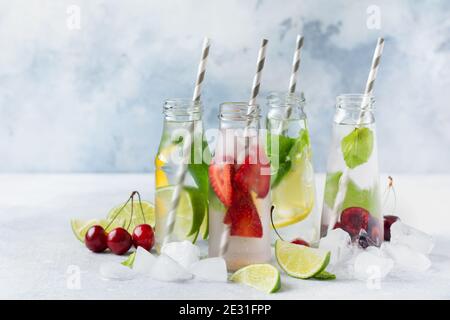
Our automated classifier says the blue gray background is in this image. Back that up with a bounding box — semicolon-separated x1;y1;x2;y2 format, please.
0;0;449;173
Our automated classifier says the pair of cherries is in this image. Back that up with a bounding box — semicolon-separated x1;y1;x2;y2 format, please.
84;191;155;255
85;223;154;255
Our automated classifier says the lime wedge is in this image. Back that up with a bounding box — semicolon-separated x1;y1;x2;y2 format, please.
155;185;206;242
275;240;330;279
230;264;280;294
314;271;336;280
107;200;155;232
70;218;124;243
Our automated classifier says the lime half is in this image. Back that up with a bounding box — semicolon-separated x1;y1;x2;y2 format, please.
230;264;281;294
155;185;206;242
275;240;330;279
107;200;155;232
70;218;124;242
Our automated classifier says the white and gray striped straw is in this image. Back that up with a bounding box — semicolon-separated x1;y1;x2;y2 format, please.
328;37;385;232
163;37;211;246
288;34;304;94
277;35;304;134
218;38;269;257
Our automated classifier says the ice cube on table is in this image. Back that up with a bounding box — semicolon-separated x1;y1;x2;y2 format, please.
381;242;431;272
189;257;228;282
390;221;434;255
161;240;200;269
100;262;137;280
319;228;352;266
354;251;394;280
133;247;157;275
149;254;193;282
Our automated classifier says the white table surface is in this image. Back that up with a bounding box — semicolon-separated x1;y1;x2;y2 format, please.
0;174;449;299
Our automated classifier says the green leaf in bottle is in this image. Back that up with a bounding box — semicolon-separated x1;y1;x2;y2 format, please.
324;171;343;208
341;127;374;169
342;179;380;216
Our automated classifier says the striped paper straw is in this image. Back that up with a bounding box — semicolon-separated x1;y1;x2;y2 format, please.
328;37;385;232
163;37;211;246
219;39;269;257
277;35;304;134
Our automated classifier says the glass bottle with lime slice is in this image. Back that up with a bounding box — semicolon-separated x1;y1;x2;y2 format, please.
266;92;320;245
321;94;383;246
154;98;210;250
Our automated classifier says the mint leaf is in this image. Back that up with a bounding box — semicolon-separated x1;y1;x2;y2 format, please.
270;161;291;189
324;171;343;208
266;133;296;188
342;179;380;216
188;137;210;196
184;186;207;237
121;252;136;268
313;271;336;280
289;129;310;162
341;127;374;169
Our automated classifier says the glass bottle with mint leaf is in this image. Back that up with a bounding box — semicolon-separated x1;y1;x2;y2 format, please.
321;94;382;246
266;92;320;246
154;98;210;250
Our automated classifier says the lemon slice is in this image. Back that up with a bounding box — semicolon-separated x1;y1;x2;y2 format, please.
275;240;330;279
271;155;315;228
155;185;206;243
107;200;155;232
230;264;281;294
155;144;178;188
70;218;125;243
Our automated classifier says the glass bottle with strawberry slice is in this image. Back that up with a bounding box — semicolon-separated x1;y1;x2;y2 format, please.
208;102;271;271
321;94;383;246
266;92;320;245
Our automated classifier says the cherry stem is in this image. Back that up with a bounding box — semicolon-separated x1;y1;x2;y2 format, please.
126;194;135;231
134;191;147;224
270;205;285;242
104;191;136;232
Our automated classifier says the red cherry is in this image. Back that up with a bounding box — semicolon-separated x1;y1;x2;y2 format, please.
107;227;132;255
85;225;108;253
383;215;400;241
291;238;310;247
340;207;370;238
132;224;155;251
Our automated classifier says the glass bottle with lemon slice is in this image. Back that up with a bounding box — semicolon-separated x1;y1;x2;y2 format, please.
266;92;320;245
154;98;210;250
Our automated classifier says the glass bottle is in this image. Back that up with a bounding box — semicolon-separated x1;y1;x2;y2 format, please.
208;102;271;271
266;92;320;245
321;94;383;246
154;98;210;250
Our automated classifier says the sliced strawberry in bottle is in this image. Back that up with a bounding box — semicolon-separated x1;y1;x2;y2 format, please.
234;153;270;198
226;191;263;238
209;161;233;207
340;207;370;238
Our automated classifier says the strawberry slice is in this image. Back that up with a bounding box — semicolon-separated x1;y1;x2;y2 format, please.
225;191;263;238
234;154;270;198
209;161;233;207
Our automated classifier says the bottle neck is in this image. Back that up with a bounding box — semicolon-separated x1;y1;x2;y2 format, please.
163;98;202;122
267;92;306;121
219;102;261;130
334;94;375;126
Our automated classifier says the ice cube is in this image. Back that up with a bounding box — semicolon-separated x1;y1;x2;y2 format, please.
100;262;137;280
189;257;228;282
161;240;200;269
133;247;157;275
149;254;193;282
319;228;352;266
354;251;394;280
381;242;431;272
390;221;434;255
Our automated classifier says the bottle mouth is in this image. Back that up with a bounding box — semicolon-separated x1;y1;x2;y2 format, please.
163;98;202;120
267;91;305;108
219;102;260;121
336;94;375;111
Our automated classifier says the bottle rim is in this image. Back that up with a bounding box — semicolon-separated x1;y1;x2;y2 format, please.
266;91;306;107
219;102;261;121
336;93;375;111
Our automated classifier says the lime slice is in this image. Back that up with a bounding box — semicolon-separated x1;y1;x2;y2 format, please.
107;200;155;232
70;218;124;243
271;154;315;228
155;185;206;242
275;240;330;279
230;264;280;294
313;271;336;280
